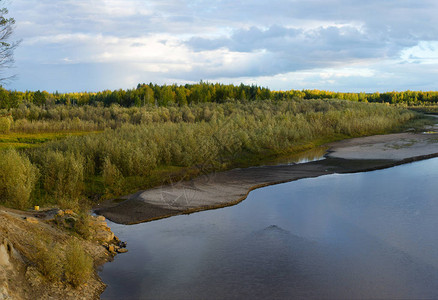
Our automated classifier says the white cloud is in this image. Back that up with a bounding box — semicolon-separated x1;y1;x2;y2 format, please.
400;41;438;64
6;0;438;92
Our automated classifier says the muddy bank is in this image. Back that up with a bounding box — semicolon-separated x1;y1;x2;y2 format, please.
96;131;438;225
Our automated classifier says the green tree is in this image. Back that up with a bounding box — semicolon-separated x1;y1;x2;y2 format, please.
175;87;188;106
160;85;176;106
32;90;47;106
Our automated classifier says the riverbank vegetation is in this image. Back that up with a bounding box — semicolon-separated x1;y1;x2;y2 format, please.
0;96;421;210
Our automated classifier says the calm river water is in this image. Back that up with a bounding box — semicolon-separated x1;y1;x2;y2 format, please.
100;157;438;299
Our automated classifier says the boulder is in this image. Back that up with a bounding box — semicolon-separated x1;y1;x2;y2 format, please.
116;248;128;254
24;217;38;224
107;245;117;255
0;244;10;268
96;230;114;243
63;209;74;215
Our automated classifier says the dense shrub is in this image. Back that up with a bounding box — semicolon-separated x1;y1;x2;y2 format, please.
35;241;63;282
0;149;39;209
1;99;418;209
0;116;11;133
64;240;93;287
102;157;124;197
38;151;84;206
71;212;93;240
35;100;415;179
34;237;94;287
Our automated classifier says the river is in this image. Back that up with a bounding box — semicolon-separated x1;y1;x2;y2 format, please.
100;157;438;299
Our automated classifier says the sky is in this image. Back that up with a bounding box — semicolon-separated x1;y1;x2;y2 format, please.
4;0;438;92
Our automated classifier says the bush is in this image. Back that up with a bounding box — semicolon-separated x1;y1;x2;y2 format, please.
40;151;84;206
0;149;39;209
35;242;62;282
102;156;124;197
72;212;93;240
64;240;93;287
0;116;11;133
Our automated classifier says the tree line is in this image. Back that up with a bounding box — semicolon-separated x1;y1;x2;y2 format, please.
0;82;437;109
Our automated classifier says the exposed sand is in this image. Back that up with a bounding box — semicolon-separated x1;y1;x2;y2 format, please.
327;132;438;160
96;130;438;225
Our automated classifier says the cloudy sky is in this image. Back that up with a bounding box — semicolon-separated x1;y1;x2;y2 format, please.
5;0;438;92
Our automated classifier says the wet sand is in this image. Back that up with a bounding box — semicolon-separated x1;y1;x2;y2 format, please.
95;131;438;225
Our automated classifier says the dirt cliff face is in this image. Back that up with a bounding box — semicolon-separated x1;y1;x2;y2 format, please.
0;207;120;300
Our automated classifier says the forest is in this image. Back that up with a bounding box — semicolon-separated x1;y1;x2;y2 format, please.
0;82;438;109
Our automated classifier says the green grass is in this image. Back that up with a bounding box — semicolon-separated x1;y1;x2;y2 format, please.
0;131;102;149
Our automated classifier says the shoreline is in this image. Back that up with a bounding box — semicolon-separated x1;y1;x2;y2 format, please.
96;130;438;225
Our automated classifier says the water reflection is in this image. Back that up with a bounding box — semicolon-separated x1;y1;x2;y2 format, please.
101;158;438;299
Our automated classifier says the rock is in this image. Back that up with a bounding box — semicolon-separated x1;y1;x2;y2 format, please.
64;209;74;215
0;244;10;268
24;217;38;224
96;230;114;243
116;248;128;254
107;245;117;255
64;216;78;226
90;217;109;229
96;221;109;229
96;216;105;221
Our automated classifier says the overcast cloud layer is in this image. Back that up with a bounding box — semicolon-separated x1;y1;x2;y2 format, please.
6;0;438;92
